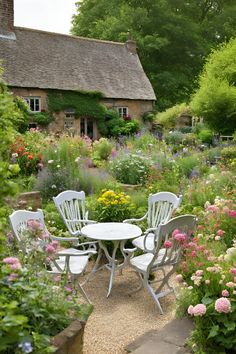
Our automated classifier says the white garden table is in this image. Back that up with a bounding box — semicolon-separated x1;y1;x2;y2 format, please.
81;222;142;297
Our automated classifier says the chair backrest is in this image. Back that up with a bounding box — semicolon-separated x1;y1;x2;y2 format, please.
147;192;182;228
9;209;46;242
148;214;196;272
53;190;87;235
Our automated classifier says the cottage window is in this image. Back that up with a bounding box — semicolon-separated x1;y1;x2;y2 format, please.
117;107;128;118
23;97;41;112
64;113;75;129
80;117;94;139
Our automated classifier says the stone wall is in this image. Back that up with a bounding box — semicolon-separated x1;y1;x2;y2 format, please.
102;98;154;121
52;320;85;354
11;87;48;111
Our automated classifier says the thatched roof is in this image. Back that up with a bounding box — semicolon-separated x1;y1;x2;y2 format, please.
0;27;156;100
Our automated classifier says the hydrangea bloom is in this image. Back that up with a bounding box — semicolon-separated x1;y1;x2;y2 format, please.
222;290;229;297
188;304;206;316
215;297;231;313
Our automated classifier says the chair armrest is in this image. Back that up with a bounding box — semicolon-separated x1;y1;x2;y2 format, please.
123;213;147;224
122;247;137;254
144;227;158;235
57;248;97;256
51;235;79;242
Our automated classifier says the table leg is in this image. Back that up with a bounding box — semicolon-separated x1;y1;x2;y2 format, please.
98;240;120;297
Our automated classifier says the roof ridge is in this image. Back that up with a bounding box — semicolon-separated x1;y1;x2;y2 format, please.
14;26;125;46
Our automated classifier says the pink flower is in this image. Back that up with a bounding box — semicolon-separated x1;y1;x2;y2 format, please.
226;282;235;288
196;270;203;276
51;240;59;249
197;225;203;230
64;286;73;293
176;274;183;282
45;244;56;254
7;273;19;281
230;268;236;275
173;233;187;242
27;219;43;230
41;231;50;239
172;229;181;237
222;290;229;297
217;229;225;237
215;297;231;313
187;305;194;315
188;304;206;316
206;205;219;213
53;275;61;282
164;240;172;248
191;251;197;257
229;210;236;218
223;206;230;214
215;236;221;241
3;257;22;270
3;257;20;264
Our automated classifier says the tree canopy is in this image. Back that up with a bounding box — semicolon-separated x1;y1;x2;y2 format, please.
191;38;236;134
71;0;236;111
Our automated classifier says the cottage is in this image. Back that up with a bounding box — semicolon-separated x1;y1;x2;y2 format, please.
0;0;156;138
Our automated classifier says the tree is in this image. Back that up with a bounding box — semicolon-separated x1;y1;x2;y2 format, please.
191;38;236;134
71;0;236;111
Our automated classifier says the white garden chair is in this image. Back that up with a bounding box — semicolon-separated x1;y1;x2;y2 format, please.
53;190;97;249
128;214;196;314
9;209;96;303
124;192;182;252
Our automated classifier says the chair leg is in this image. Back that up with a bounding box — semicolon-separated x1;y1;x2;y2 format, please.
143;277;164;314
82;247;104;285
77;282;91;304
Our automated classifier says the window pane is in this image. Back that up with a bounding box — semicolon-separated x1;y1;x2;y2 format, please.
87;119;94;139
80;118;85;135
30;99;35;111
35;99;40;111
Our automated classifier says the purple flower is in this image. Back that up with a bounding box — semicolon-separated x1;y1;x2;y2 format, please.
18;342;33;353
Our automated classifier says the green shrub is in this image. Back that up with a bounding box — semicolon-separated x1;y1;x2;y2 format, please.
31;112;53;126
92;138;113;166
109;154;151;185
198;129;213;144
165;130;184;145
154;103;191;128
221;145;236;160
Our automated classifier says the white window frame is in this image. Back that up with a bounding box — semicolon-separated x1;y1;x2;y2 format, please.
23;97;41;112
117;107;128;118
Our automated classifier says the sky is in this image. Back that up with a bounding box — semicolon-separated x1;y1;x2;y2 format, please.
14;0;77;35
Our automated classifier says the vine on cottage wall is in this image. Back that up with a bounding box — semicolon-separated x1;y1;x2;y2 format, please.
46;89;109;134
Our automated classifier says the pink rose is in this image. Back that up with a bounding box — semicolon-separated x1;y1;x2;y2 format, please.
215;297;231;313
217;229;225;237
229;210;236;218
27;219;43;230
172;229;181;237
188;304;206;317
222;290;229;297
164;240;172;248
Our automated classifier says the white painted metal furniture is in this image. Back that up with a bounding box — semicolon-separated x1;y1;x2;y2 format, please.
128;215;196;314
124;192;182;252
81;222;142;297
9;209;96;303
53;190;97;248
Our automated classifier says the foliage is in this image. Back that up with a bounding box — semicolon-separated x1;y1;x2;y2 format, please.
94;189;134;222
130;132;159;151
164;130;184;145
221;145;236;161
142;111;154;123
155;103;190;128
109;153;151;185
92;138;113;166
47;89;109;135
191;38;236;134
198;128;213;144
30;112;53;126
108;118;140;137
0;257;92;353
176;196;236;353
71;0;236;111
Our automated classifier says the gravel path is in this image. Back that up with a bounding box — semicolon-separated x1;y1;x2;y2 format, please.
82;263;176;354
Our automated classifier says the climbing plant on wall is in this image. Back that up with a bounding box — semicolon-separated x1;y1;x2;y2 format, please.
47;89;109;134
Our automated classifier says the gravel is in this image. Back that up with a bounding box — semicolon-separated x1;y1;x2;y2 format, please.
82;263;176;354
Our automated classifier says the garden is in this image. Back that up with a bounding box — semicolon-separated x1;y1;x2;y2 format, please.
1;42;236;354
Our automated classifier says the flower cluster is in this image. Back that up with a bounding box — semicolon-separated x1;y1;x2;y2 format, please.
95;189;133;222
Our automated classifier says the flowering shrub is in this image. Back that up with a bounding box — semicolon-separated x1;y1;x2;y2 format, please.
11;135;43;175
109;154;151;185
94;189;133;222
176;198;236;353
0;256;92;353
92;138;113;166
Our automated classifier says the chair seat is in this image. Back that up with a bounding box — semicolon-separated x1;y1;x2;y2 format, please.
130;249;166;272
132;233;156;251
51;253;89;275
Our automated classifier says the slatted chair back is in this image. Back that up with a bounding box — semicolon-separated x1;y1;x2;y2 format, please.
53;190;87;236
147;192;182;229
9;209;46;244
148;214;196;273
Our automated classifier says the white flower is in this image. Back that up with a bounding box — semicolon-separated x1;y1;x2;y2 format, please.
51;184;56;189
48;160;54;164
75;157;81;162
12;153;18;158
56;164;61;168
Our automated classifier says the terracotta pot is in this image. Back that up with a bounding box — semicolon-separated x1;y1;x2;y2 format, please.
52;319;86;354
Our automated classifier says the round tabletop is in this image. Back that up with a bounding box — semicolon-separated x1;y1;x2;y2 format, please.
81;222;142;241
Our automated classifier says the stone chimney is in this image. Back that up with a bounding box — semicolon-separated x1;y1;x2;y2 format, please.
125;33;137;54
0;0;15;39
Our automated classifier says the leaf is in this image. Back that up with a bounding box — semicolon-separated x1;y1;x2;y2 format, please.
208;325;219;339
202;297;213;305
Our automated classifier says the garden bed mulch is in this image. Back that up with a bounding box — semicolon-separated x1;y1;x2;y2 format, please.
82;262;176;354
